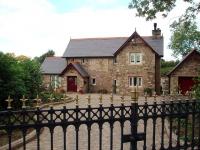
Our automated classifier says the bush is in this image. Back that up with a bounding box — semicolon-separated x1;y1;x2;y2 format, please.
0;52;42;110
97;89;108;94
144;88;153;96
193;77;200;99
39;91;64;103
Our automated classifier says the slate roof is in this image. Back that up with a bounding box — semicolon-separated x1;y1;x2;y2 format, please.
61;62;89;77
41;57;67;74
63;33;164;58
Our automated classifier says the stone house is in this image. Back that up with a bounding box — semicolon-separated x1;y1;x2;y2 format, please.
168;49;200;94
41;24;164;95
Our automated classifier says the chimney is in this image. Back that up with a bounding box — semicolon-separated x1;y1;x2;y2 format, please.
152;23;161;39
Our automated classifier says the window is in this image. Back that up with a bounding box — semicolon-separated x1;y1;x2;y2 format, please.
92;78;96;85
129;53;142;64
50;75;61;89
129;77;142;87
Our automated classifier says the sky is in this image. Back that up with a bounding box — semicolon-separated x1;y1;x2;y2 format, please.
0;0;199;60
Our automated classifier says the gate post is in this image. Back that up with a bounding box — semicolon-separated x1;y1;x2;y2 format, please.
130;88;139;150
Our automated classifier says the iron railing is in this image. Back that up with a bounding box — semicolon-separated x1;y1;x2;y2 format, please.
0;94;200;150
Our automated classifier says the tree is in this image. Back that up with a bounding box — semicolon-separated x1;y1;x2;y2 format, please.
161;59;179;76
19;59;42;99
169;20;200;57
0;52;42;109
129;0;200;21
34;49;55;64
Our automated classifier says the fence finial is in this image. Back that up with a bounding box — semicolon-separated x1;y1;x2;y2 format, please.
34;94;41;108
61;94;68;103
144;92;147;103
20;95;28;109
75;95;79;106
48;94;55;108
153;91;157;102
121;94;125;104
131;87;139;103
99;94;103;105
110;93;113;104
87;95;91;105
6;95;13;109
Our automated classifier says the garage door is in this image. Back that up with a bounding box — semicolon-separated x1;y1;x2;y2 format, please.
178;77;195;94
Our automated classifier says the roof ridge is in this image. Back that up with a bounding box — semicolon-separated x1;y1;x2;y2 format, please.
71;37;128;40
46;56;63;59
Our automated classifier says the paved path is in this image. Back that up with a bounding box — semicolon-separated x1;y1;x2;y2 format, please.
17;94;172;150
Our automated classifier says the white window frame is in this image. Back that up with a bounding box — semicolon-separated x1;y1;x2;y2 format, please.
50;75;61;89
129;77;142;87
91;78;96;85
129;53;142;64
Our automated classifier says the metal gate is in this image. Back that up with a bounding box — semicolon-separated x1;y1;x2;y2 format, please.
0;94;200;150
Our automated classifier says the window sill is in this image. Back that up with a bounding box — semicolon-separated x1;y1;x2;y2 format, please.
129;63;142;65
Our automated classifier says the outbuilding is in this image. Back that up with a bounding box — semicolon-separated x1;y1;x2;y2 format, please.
168;49;200;94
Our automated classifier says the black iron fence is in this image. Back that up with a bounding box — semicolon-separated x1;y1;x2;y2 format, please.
0;94;200;150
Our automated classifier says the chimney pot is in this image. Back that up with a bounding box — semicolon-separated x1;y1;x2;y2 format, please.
154;23;157;30
152;23;161;39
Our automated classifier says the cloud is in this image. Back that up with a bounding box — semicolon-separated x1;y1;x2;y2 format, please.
0;0;198;60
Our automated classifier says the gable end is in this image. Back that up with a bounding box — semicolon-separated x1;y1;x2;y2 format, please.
114;31;160;56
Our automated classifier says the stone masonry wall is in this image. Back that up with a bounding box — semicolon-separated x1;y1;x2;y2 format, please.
42;75;51;89
161;76;169;94
61;68;88;93
68;58;112;93
110;40;156;96
170;53;200;94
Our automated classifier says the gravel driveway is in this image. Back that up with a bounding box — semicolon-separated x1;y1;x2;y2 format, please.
17;94;171;150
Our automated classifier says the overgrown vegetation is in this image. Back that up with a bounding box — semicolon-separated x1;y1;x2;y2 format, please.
0;52;42;109
129;0;200;22
169;21;200;58
161;59;179;76
193;77;200;99
34;49;55;64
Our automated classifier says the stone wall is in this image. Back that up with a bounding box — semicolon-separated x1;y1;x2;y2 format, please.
169;52;200;94
68;58;112;93
161;76;169;94
61;68;88;93
110;39;156;96
42;75;51;89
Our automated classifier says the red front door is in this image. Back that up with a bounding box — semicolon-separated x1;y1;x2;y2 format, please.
178;77;195;94
67;76;77;92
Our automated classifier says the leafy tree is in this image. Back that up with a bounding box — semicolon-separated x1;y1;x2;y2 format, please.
129;0;200;21
169;20;200;57
34;49;55;64
0;52;42;109
161;59;179;76
18;59;42;99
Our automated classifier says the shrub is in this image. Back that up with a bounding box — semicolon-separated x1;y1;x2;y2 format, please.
97;89;108;94
39;91;64;103
144;88;153;96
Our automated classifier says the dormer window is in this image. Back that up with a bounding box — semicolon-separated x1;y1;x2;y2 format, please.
129;53;142;64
